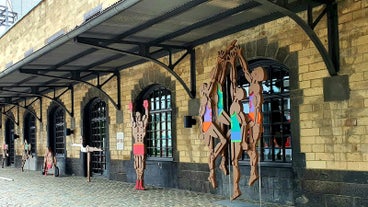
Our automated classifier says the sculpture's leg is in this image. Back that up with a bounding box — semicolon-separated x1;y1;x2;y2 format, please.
247;141;259;186
21;157;25;172
219;148;228;175
219;130;230;176
207;124;227;188
134;155;139;189
248;125;261;186
208;151;217;188
139;179;145;190
231;143;242;200
213;132;227;159
248;150;259;186
138;156;145;190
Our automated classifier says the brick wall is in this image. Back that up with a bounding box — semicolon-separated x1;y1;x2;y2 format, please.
297;0;368;171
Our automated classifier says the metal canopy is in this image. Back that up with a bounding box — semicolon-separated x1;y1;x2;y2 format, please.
0;0;337;119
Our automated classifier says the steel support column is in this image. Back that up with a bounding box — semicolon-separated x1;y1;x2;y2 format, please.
190;48;196;98
326;2;340;73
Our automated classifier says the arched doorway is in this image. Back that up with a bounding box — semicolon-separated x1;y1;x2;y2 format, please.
4;118;15;167
47;105;66;175
83;98;108;177
23;112;37;170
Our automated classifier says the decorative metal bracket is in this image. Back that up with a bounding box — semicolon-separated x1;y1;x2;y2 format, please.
19;68;121;111
2;105;19;126
1;99;42;122
22;97;42;122
255;0;340;76
0;85;74;117
75;36;196;99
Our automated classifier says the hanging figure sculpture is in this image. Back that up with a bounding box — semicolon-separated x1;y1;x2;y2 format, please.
200;40;267;200
199;82;229;188
21;140;32;172
229;86;250;200
199;40;239;189
234;45;267;186
129;100;149;190
227;48;250;200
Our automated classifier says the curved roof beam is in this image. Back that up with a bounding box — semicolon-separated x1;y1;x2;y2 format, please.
255;0;338;76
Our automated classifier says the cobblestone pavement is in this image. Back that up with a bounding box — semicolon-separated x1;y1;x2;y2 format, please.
0;168;293;207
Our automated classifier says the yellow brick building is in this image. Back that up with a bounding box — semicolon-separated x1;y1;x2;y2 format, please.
0;0;367;206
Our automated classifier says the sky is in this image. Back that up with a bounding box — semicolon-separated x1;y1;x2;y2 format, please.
0;0;41;36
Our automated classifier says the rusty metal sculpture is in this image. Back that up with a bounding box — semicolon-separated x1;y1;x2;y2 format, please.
235;45;267;186
43;147;57;176
129;100;149;190
21;140;31;172
1;143;8;168
199;41;239;188
199;40;266;200
72;136;103;182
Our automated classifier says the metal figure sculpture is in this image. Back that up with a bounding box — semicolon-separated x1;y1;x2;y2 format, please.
200;40;266;200
199;41;240;188
199;82;229;188
21;140;32;172
228;48;251;200
1;143;8;168
234;45;267;186
43;147;57;176
129;100;149;190
229;86;250;200
72;136;103;182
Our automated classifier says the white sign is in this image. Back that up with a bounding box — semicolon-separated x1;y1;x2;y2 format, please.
116;132;124;150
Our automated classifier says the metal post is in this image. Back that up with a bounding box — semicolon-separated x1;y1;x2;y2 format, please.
87;152;91;182
5;6;8;27
190;48;196;98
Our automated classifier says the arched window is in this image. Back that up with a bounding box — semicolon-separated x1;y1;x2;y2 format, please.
140;85;173;159
239;59;292;163
24;113;36;154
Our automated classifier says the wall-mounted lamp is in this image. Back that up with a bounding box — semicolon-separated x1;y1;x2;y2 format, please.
13;134;20;139
184;116;196;128
66;128;74;136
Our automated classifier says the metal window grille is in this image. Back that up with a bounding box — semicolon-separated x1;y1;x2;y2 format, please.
145;87;173;158
54;108;65;155
89;99;107;174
